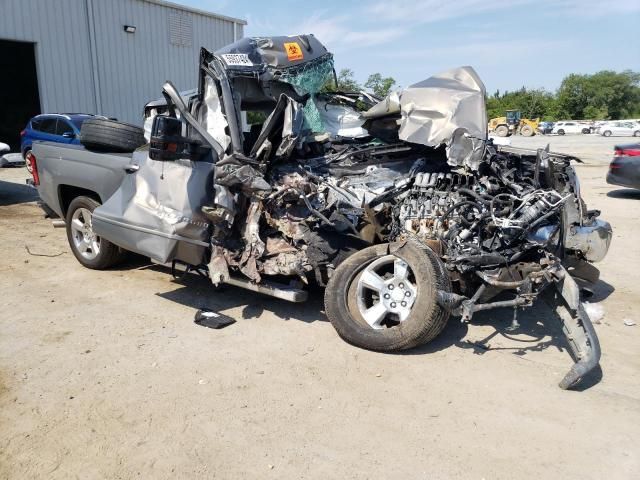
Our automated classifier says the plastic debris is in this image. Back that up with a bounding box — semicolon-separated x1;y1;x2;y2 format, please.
194;309;235;329
623;319;636;326
583;302;604;324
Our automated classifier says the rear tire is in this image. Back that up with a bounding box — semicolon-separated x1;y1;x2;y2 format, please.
603;130;612;137
557;129;565;136
65;196;125;269
634;131;640;137
324;240;451;352
80;118;146;153
582;128;590;134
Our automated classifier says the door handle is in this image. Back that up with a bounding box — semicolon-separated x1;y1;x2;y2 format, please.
124;164;139;173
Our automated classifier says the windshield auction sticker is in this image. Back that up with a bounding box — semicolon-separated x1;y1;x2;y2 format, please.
220;53;253;67
284;42;303;61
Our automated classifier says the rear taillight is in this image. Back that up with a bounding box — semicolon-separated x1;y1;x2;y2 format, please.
615;148;640;157
25;151;39;185
609;161;622;170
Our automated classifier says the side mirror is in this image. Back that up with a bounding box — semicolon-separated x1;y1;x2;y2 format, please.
62;132;76;139
149;115;206;161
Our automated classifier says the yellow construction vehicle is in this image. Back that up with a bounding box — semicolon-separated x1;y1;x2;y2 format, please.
488;110;539;137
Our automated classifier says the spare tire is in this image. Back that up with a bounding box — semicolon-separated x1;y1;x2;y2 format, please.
80;118;146;153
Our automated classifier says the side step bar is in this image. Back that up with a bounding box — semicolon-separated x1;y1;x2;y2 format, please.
224;276;308;303
154;259;308;303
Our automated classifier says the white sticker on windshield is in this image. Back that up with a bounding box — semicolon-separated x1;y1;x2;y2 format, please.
220;54;253;67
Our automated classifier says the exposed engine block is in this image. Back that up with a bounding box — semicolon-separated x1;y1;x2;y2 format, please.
395;172;472;241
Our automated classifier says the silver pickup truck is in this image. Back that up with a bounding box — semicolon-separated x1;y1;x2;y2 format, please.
30;34;612;390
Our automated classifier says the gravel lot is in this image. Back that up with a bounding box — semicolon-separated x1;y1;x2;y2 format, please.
1;134;639;479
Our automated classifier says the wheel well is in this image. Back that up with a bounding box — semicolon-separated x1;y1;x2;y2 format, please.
58;185;101;217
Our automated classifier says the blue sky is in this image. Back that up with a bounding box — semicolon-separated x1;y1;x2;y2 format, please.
183;0;639;93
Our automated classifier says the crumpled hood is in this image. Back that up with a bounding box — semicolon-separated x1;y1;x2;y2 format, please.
364;66;487;169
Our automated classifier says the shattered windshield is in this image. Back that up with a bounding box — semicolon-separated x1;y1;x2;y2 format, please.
279;55;335;133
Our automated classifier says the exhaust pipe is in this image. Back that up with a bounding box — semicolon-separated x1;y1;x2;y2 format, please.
51;219;66;228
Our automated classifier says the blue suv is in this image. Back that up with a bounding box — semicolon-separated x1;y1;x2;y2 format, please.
20;113;100;158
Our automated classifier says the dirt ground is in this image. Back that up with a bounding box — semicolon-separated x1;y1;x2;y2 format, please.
1;135;639;479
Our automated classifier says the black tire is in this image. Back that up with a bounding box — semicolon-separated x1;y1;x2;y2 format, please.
582;128;590;134
494;125;509;137
520;125;534;137
603;130;612;137
80;118;146;153
324;240;451;352
557;129;565;136
65;196;124;269
634;131;640;137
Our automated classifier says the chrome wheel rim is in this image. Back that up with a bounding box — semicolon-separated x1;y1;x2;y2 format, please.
356;255;417;329
70;207;100;260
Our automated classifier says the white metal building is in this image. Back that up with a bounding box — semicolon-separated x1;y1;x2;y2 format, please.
0;0;245;149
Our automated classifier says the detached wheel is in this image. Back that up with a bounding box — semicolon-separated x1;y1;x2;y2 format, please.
324;240;451;352
80;118;146;153
65;196;124;269
494;125;509;137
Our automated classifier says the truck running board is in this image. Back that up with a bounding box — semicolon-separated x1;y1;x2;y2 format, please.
156;259;309;303
224;276;308;303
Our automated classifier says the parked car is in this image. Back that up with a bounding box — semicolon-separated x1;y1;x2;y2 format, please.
597;121;640;137
0;152;26;168
606;143;640;189
20;113;103;159
552;121;591;135
537;121;554;134
31;34;611;390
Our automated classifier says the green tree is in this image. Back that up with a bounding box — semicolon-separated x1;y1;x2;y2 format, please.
323;68;361;92
557;70;640;119
486;87;558;121
364;73;396;98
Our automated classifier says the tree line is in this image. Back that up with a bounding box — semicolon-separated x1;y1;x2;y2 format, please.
331;69;640;121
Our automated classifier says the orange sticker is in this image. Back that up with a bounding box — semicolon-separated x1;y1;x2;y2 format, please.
284;42;303;61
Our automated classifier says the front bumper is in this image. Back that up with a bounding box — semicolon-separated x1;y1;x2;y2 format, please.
565;219;612;263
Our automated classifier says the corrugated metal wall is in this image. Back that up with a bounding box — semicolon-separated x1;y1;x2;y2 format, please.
0;0;97;115
0;0;244;124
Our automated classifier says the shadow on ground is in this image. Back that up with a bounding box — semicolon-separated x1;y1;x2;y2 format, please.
152;264;326;324
118;257;603;389
586;278;615;302
0;179;38;206
606;188;640;199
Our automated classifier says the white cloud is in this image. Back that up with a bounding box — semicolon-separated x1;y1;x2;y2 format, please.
296;12;406;52
557;0;640;15
369;0;534;25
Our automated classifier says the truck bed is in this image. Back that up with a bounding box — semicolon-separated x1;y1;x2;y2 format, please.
33;142;134;219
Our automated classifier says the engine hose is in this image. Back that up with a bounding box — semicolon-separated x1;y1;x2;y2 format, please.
440;200;483;223
457;188;492;205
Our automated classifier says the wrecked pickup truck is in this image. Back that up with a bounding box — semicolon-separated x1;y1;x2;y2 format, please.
32;35;611;389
